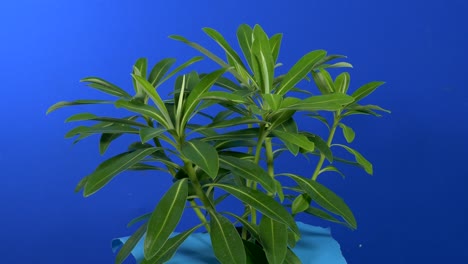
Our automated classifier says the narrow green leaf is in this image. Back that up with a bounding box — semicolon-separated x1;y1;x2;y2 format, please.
280;173;357;229
222;212;260;241
333;144;373;175
115;222;147;264
182;140;219;179
210;183;299;236
276;50;327;95
236;24;254;70
46;100;112;114
275;180;285;202
339;123;355;143
65;113;146;127
140;127;166;143
311;69;334;94
283;94;354;112
305;207;349;227
182;68;228;126
80;77;131;98
312;54;347;69
203;128;260;142
251;25;274;93
291;194;311;214
209;213;246;264
269;33;283;63
142;224;202;264
243;240;268;264
127;212;152;227
319;165;345;179
303;132;333;162
352;81;385;102
115;100;171;129
273;130;315;153
335;72;351;94
284;248;302;264
321;62;354;69
259;217;288;264
74;176;88;193
157;56;204;88
219;155;276;193
149;58;176;87
203;27;247;70
84;148;158;196
199;91;249;103
271;117;298;154
263;93;283;111
65;125;139;138
132;75;173;128
144;179;188;259
99;133;122;155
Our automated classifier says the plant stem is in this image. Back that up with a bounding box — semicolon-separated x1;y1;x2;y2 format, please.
265;137;274;178
311;115;340;181
184;161;214;231
189;200;209;229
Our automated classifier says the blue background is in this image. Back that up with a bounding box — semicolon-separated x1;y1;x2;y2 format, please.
1;0;467;263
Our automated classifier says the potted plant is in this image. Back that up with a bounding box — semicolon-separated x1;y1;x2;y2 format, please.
48;24;388;264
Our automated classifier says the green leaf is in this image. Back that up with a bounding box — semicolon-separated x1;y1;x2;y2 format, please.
251;25;274;93
209;183;299;236
263;93;283;111
303;132;333;162
132;75;173;128
269;33;283;63
127;212;152;227
236;24;254;69
280;173;357;229
219;155;276;193
271;117;299;154
311;69;334;94
65;124;139;138
243;240;268;264
320;62;354;69
199;91;249;103
158;57;204;88
335;72;351;94
283;94;354;112
209;212;246;264
74;176;88;193
149;58;176;87
291;194;311;214
115;100;171;129
284;248;302;264
182;140;219;179
259;217;288;264
80;77;132;98
182;68;228;126
46;100;113;114
352;81;385;102
276;50;327;95
65;113;146;127
319;165;345;179
305;207;349;227
144;179;188;259
99;133;122;155
139;127;166;143
222;212;260;240
204;117;266;130
115;222;147;264
141;224;202;264
273;130;315;153
339;123;355;143
203;27;247;70
84;148;158;196
333;144;373;175
203;128;260;142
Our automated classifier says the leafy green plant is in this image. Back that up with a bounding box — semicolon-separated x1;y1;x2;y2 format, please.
48;24;389;264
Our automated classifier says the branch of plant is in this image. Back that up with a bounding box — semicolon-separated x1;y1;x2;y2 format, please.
311;112;342;181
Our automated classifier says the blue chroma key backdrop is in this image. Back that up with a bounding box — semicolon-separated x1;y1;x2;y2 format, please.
1;0;467;263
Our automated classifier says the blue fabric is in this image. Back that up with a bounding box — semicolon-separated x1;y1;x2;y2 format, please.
112;222;347;263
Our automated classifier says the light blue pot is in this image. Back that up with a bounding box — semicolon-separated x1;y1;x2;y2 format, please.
112;222;347;264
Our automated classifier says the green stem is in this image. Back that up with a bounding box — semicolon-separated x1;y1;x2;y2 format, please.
185;161;214;231
311;115;340;181
265;137;274;179
189;200;209;229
